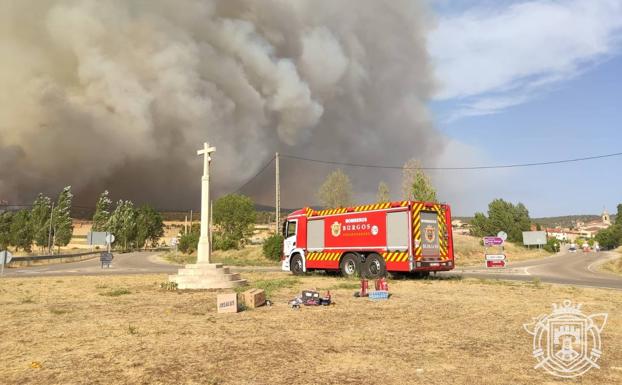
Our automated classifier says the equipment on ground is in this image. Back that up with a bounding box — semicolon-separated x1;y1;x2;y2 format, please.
281;200;455;278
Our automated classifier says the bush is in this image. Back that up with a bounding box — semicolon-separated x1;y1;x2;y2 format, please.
263;234;284;261
213;232;238;251
543;237;561;253
178;232;199;254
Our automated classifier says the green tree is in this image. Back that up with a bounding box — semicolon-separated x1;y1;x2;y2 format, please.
376;181;390;203
52;186;74;250
262;234;284;261
469;199;531;243
402;158;437;202
135;205;164;249
0;212;12;250
30;194;52;250
92;190;112;231
213;194;256;249
616;204;622;225
107;200;137;250
10;209;33;252
317;169;353;208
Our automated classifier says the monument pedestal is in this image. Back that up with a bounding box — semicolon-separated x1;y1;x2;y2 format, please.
168;142;247;290
169;263;247;290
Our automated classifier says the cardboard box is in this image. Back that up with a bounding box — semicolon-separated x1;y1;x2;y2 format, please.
217;293;238;313
242;288;266;308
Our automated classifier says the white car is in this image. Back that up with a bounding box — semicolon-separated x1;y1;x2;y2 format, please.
568;244;577;253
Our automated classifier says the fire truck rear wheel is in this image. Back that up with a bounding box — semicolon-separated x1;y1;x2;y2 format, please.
340;253;360;278
290;254;304;275
363;253;386;279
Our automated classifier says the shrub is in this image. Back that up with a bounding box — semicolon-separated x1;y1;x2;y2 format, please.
262;234;284;261
212;232;238;251
178;232;199;254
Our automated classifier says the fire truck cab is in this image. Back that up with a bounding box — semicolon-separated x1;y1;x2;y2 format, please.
281;200;455;278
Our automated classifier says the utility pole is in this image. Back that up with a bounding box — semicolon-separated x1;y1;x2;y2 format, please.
210;200;213;254
47;202;54;253
184;215;188;235
275;152;280;235
189;210;193;231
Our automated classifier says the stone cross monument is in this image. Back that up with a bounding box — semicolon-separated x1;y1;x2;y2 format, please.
168;142;246;289
196;142;215;264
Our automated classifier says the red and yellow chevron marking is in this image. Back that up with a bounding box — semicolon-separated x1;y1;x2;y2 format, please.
305;201;411;217
412;202;448;261
306;252;342;261
382;251;409;263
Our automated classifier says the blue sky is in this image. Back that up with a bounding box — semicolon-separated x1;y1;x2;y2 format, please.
426;0;622;217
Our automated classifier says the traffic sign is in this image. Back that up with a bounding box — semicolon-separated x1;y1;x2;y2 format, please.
497;231;508;241
485;254;506;261
484;236;504;246
1;250;13;265
105;233;115;244
487;260;506;268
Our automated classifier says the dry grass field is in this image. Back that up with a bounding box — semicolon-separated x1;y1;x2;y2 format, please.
601;248;622;276
1;272;621;385
164;245;278;267
453;233;551;267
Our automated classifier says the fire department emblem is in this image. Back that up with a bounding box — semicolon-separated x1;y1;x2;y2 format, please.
523;300;607;378
331;221;341;237
424;225;435;242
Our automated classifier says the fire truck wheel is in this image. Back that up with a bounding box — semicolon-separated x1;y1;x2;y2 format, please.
363;253;386;279
290;254;304;275
340;253;360;278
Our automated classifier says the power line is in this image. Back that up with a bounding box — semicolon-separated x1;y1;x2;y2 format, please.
233;155;276;193
280;151;622;170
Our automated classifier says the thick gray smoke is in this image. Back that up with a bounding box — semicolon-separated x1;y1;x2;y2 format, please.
0;0;442;209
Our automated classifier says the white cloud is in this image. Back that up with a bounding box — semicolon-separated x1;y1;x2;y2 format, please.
429;0;622;118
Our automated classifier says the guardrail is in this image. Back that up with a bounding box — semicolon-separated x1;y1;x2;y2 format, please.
7;247;171;267
10;251;101;262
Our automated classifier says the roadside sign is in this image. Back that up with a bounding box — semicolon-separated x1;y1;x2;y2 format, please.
485;254;506;269
484;236;504;246
1;250;13;265
485;254;506;261
105;234;115;244
88;231;109;246
1;250;13;276
486;260;506;268
497;231;508;241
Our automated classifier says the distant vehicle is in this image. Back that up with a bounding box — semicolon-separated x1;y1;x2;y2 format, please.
568;244;577;253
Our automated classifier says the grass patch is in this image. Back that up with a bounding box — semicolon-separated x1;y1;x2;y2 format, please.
100;288;131;297
127;324;139;335
49;306;72;315
163;245;278;267
327;282;360;290
601;254;622;276
19;297;35;304
238;277;301;298
163;252;196;265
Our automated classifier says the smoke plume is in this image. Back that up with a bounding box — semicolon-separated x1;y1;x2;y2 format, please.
0;0;442;209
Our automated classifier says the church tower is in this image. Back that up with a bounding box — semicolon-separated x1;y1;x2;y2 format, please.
602;208;611;226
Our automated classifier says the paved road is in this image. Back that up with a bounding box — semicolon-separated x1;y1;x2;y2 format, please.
1;251;278;278
450;250;622;290
2;249;622;290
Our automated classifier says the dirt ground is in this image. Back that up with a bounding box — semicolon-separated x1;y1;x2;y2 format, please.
1;272;621;385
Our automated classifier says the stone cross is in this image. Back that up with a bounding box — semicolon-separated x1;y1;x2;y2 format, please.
196;142;215;264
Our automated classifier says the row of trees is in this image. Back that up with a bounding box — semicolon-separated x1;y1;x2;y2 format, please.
0;187;73;252
469;199;532;243
596;204;622;249
0;188;164;253
91;191;165;250
317;158;438;208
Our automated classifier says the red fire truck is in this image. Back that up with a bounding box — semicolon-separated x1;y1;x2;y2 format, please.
281;200;455;278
